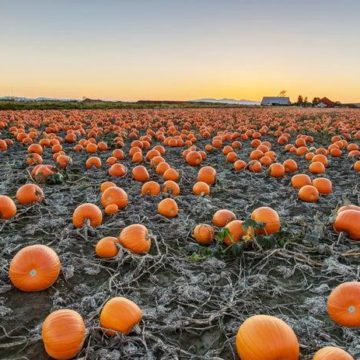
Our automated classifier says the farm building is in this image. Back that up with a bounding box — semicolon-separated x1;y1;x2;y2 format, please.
315;97;336;108
261;96;291;106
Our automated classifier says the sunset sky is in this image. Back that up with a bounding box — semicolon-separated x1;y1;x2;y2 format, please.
1;0;359;102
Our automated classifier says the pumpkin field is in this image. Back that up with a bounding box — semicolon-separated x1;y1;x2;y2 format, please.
0;107;360;360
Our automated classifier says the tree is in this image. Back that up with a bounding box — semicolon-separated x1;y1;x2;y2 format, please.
297;95;304;106
304;97;308;107
312;97;321;106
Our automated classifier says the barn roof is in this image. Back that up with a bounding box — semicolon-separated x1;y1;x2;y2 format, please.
261;97;291;105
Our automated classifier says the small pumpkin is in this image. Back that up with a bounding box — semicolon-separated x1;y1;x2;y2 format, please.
192;181;210;196
100;297;142;335
132;165;150;182
72;203;103;228
9;244;61;292
197;166;216;185
141;181;161;196
158;198;178;218
119;224;151;254
313;346;354;360
298;185;319;203
42;309;86;360
236;315;300;360
95;237;119;258
0;195;17;220
312;177;333;195
224;220;244;245
16;183;44;205
291;174;312;189
212;209;236;227
251;207;280;235
162;180;180;196
192;224;214;245
327;282;360;327
268;163;285;178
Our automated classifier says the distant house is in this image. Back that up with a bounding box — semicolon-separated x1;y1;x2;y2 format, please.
315;97;336;108
261;97;291;106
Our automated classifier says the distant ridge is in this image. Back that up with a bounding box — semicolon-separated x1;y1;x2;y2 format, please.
192;98;260;106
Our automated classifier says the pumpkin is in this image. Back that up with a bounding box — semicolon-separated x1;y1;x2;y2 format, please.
312;178;333;195
291;174;312;189
353;160;360;172
224;220;245;245
192;181;210;196
234;159;247;171
192;224;214;245
337;204;360;214
197;166;216;185
313;346;354;360
100;297;142;335
333;209;360;240
309;161;325;174
186;151;202;166
156;161;170;175
16;183;44;205
85;156;102;169
251;207;280;235
132;165;150;182
9;244;60;292
0;195;17;219
95;237;119;258
248;160;262;173
212;209;236;227
158;198;178;218
268;163;285;178
141;181;161;196
72;203;103;228
101;186;128;209
108;163;127;177
162;180;180;196
236;315;300;360
327;282;360;327
163;168;180;182
104;203;119;215
42;309;86;360
119;224;151;254
298;185;319;202
100;181;117;193
283;159;298;173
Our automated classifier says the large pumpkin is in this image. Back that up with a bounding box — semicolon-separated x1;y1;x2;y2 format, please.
333;209;360;240
72;203;103;228
100;297;142;335
313;346;354;360
236;315;300;360
101;186;128;209
119;224;151;254
9;244;61;292
327;282;360;327
0;195;17;220
42;309;86;360
16;183;44;205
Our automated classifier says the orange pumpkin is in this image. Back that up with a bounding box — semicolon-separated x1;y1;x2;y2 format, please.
268;163;285;178
162;180;180;196
212;209;236;227
104;203;119;215
42;309;86;360
283;159;298;173
141;181;161;196
298;185;319;202
251;207;280;235
95;237;119;258
223;220;244;245
312;178;333;195
291;174;312;189
108;163;127;177
197;166;216;185
72;203;103;228
101;186;128;209
327;282;360;327
0;195;17;220
236;315;300;360
100;297;142;335
309;161;325;174
192;224;214;245
100;181;116;193
119;224;151;254
9;244;60;292
158;198;178;218
192;181;210;196
333;210;360;240
132;165;150;182
163;168;180;182
16;183;44;205
186;151;202;166
313;346;354;360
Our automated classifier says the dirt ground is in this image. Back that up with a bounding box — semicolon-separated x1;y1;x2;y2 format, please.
0;108;359;359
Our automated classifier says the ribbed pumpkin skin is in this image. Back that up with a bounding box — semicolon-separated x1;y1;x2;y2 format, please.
251;207;280;235
327;282;360;327
42;309;86;360
119;224;151;254
101;187;128;209
236;315;300;360
313;346;354;360
0;195;17;219
72;203;103;228
100;297;142;335
9;245;61;292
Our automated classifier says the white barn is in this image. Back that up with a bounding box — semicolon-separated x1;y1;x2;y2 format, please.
261;97;291;106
